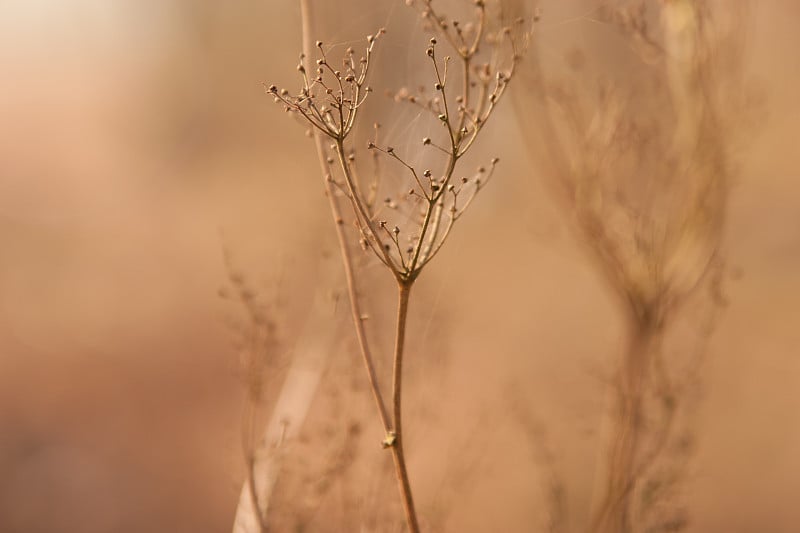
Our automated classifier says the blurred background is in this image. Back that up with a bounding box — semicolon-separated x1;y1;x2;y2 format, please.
1;1;798;532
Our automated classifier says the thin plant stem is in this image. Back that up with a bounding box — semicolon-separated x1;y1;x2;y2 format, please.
590;318;657;533
389;280;420;533
299;0;391;433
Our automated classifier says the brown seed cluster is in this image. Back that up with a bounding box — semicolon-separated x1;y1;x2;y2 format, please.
268;2;524;283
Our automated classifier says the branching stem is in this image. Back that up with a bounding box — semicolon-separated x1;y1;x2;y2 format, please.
300;0;391;434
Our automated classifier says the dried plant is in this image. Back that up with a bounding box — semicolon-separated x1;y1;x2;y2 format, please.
513;1;750;532
219;248;283;533
261;0;524;530
223;248;352;533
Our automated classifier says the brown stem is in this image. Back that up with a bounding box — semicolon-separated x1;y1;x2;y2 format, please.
390;280;420;533
591;318;657;533
300;0;390;433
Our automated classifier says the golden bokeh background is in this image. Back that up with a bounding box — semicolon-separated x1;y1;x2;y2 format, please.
1;1;798;531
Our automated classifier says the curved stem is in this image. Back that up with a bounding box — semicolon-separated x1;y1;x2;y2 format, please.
390;280;420;533
300;0;391;433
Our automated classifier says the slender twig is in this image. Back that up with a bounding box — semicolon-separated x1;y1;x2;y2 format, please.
386;280;420;533
300;0;390;434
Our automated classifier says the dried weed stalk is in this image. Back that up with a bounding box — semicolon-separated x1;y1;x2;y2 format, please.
266;1;524;530
514;1;750;532
224;249;350;533
220;249;282;533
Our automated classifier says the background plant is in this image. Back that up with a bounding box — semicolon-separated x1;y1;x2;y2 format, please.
512;1;752;531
